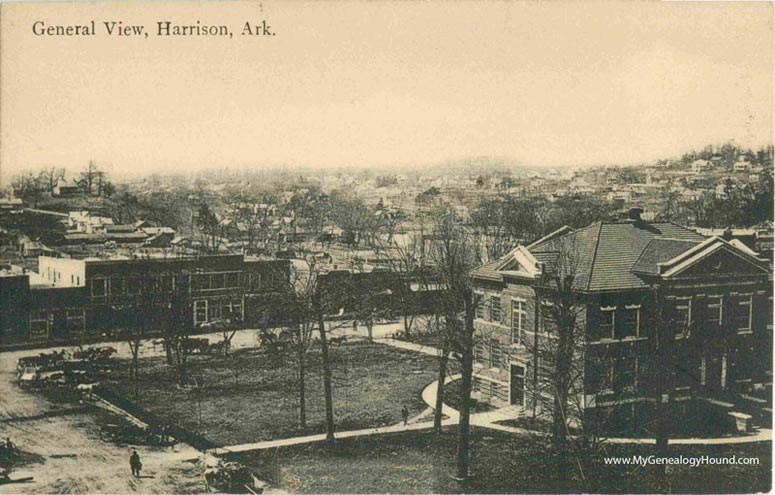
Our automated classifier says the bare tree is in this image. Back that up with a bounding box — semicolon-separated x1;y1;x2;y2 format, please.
94;170;106;197
79;161;99;195
197;203;223;252
11;171;44;207
159;272;195;385
427;208;483;480
40;167;65;193
521;235;587;477
470;198;514;262
642;285;697;487
331;196;372;247
226;193;276;254
375;232;428;339
260;261;320;429
269;258;348;439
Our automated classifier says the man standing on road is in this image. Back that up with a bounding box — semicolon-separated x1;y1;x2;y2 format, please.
130;450;142;477
401;405;409;425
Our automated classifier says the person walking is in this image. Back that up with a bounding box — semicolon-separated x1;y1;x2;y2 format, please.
401;405;409;426
130;450;142;477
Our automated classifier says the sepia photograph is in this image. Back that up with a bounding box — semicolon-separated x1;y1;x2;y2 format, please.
0;1;773;493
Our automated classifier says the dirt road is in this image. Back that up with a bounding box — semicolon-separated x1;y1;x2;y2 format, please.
0;321;412;493
0;349;204;494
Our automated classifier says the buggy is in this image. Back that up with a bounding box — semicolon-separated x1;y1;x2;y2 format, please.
203;460;264;494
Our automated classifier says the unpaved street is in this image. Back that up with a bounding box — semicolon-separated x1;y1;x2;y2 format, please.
0;348;204;494
0;322;409;493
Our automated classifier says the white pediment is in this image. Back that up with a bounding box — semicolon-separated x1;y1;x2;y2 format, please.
495;246;542;279
659;237;769;279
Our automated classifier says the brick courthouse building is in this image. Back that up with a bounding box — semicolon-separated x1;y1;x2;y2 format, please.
470;209;772;433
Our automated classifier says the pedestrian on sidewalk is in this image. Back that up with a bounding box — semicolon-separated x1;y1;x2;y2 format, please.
401;405;409;425
130;450;142;477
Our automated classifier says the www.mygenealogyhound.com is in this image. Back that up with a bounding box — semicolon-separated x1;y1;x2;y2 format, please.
604;455;761;468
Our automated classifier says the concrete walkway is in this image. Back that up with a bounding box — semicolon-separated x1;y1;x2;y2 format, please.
416;374;773;446
198;335;774;458
205;417;459;458
376;337;774;447
376;338;442;357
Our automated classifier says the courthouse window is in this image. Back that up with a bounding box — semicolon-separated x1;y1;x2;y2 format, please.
707;296;723;326
733;295;753;332
540;301;556;333
475;292;485;320
619;306;640;338
674;298;692;328
511;299;526;344
490;296;502;322
613;358;636;393
600;307;615;339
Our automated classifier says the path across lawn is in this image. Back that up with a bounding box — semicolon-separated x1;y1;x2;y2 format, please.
202;338;772;459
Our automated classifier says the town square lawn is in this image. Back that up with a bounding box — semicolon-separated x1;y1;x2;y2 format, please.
103;339;451;446
232;427;772;494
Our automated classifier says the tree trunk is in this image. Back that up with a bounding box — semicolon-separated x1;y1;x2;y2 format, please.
176;347;188;385
456;294;475;480
532;291;541;418
552;330;571;452
164;340;174;365
402;296;413;339
133;352;139;406
456;347;473;480
552;315;574;478
655;393;670;480
434;346;449;434
653;354;671;483
298;336;307;429
317;314;336;442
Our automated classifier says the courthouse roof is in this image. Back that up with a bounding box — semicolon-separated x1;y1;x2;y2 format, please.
529;221;706;291
631;238;703;275
473;220;709;292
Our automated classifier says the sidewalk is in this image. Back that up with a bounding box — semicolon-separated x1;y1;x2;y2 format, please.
417;374;773;446
383;338;774;447
376;338;442;357
200;418;459;459
1;320;413;361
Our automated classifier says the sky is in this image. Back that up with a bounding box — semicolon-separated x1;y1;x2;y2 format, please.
1;1;773;182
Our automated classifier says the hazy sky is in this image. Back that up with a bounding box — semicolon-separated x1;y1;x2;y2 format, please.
1;1;773;182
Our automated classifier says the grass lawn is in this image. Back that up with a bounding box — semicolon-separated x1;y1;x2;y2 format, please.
104;340;442;446
394;328;442;348
445;380;495;414
495;406;752;440
495;416;581;435
232;426;772;494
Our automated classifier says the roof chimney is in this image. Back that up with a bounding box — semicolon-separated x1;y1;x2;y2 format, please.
628;207;644;221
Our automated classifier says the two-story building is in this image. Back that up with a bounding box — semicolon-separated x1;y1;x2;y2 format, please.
470;208;771;433
1;253;289;345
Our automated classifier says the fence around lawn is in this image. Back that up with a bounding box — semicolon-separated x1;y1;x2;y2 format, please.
93;385;217;451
